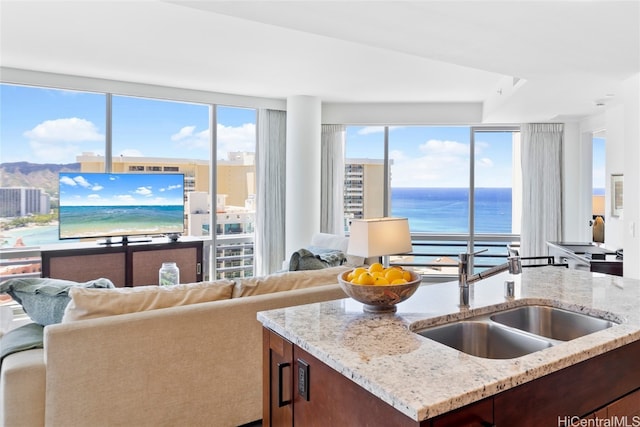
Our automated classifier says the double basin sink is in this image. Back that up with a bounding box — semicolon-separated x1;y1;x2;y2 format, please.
415;305;619;359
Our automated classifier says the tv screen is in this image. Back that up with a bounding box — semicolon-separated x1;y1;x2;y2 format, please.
58;172;185;241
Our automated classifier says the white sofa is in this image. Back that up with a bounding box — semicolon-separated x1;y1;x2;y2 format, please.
0;266;350;427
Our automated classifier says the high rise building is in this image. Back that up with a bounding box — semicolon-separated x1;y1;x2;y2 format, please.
0;187;50;218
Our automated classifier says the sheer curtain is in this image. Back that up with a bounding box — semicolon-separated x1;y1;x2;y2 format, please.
520;123;563;258
320;124;345;235
254;109;286;275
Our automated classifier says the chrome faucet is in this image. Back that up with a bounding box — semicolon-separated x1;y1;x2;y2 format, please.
458;249;522;307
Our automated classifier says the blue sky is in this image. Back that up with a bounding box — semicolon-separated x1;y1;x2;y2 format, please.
0;84;255;163
59;172;184;206
1;83;606;189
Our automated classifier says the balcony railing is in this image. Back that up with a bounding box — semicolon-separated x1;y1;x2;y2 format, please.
388;233;520;282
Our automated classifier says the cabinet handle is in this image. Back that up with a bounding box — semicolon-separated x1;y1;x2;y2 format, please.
277;362;291;407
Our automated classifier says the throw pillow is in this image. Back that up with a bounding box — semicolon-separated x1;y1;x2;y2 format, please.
0;277;115;326
62;279;235;322
232;265;350;298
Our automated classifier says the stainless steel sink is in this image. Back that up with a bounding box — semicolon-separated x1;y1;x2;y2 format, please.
489;305;617;341
415;304;619;359
417;321;553;359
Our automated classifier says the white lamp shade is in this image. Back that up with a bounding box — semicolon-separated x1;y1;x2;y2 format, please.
347;217;412;258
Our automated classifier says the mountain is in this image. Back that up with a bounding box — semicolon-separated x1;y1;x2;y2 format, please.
0;162;81;197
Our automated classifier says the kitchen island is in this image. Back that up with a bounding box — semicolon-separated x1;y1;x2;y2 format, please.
258;267;640;425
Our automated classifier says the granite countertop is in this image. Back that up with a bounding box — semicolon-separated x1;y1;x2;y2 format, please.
257;267;640;421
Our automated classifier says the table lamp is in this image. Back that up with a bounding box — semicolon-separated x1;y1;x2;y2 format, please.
347;217;412;266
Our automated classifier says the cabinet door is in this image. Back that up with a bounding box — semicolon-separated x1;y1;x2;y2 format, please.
292;346;423;426
130;245;200;286
263;329;294;427
607;388;640;417
431;398;493;427
45;251;126;287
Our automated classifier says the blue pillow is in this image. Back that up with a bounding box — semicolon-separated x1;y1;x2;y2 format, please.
0;277;115;326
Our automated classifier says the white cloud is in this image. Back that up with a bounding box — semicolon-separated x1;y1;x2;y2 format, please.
87;194;101;200
135;186;153;196
23;118;104;163
171;126;197;141
390;139;471;187
92;185;104;191
73;176;92;188
477;157;494;168
59;176;76;186
24;118;103;142
170;125;209;151
217;123;256;159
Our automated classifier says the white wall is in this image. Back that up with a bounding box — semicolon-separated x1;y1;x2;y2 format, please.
621;74;640;278
582;73;640;278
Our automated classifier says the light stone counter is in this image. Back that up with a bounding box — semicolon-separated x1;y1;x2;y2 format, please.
257;267;640;421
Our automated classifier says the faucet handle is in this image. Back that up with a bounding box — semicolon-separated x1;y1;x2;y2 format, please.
458;248;488;261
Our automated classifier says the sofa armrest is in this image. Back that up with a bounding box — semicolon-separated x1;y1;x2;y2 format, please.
44;284;346;427
1;349;45;427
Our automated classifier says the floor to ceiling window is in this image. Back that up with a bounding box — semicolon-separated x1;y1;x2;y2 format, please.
0;82;258;281
345;125;521;276
214;106;257;279
344;126;386;227
0;83;106;247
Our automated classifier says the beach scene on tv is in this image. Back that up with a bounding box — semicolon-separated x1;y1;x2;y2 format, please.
58;173;185;240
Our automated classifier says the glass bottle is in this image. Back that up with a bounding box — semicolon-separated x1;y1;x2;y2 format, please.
159;262;180;286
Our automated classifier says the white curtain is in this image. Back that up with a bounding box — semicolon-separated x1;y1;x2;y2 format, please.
520;123;563;258
320;124;345;235
254;109;286;275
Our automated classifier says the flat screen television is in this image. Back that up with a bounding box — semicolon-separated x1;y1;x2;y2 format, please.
58;172;185;242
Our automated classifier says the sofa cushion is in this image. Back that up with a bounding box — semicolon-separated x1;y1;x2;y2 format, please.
62;279;235;322
0;277;115;326
232;265;350;298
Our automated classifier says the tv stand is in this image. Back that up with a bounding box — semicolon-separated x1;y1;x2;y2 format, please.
41;238;203;287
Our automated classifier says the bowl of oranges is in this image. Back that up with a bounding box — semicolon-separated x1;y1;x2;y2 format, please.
337;263;421;313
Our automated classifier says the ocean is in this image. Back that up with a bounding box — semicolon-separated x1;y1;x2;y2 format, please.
391;187;512;233
58;205;184;239
3;189;511;248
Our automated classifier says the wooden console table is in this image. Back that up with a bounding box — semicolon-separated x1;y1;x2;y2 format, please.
41;238;203;286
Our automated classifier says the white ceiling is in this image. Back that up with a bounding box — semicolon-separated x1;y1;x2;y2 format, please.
1;0;638;123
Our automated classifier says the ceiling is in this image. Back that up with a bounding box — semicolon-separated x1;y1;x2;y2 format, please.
1;0;638;123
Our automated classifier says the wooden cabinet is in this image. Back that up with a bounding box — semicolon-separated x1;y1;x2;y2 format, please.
586;388;640;419
263;326;640;426
430;399;493;427
263;328;294;427
494;339;640;425
41;239;203;287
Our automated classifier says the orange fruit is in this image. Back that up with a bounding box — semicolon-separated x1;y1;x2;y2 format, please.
356;272;375;286
391;278;408;285
385;268;404;282
349;267;367;281
374;276;389;286
369;262;384;273
402;270;412;281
